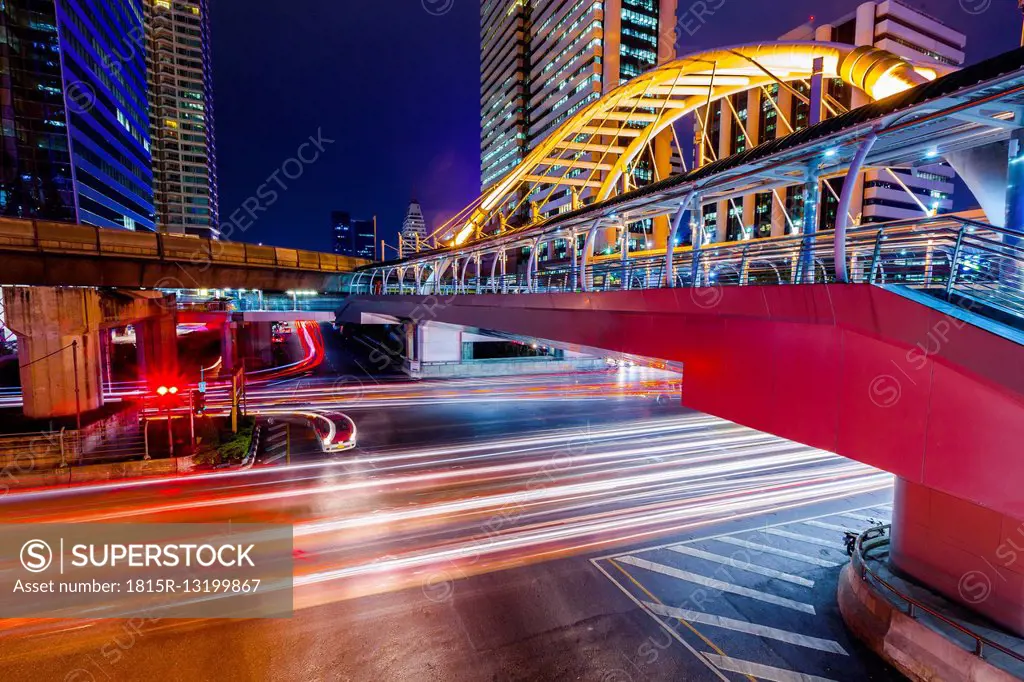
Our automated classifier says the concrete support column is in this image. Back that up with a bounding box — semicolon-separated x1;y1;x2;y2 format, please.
221;321;238;372
2;287;104;419
239;321;273;369
404;322;418;363
891;477;1024;637
99;329;113;395
136;314;179;384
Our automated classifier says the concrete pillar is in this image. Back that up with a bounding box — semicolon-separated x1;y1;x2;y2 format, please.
221;321;238;372
404;322;417;362
2;287;104;419
891;477;1024;637
136;315;179;384
239;321;274;368
99;328;113;395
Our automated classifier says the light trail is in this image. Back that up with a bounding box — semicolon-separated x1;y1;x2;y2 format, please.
0;369;892;634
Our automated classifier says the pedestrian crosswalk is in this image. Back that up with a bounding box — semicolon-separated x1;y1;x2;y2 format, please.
592;503;896;682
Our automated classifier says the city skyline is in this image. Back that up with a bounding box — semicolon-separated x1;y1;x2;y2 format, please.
0;3;1023;680
208;0;1020;253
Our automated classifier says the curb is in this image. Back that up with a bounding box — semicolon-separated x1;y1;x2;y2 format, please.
838;563;1021;682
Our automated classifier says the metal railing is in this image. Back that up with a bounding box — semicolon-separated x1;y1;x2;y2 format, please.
361;216;1024;324
175;294;348;313
851;524;1024;665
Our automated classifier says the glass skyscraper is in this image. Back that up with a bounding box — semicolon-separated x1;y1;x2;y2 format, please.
480;0;678;251
0;0;154;230
0;0;76;220
332;212;376;261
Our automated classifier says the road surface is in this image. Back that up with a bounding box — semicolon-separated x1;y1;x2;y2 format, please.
0;370;899;681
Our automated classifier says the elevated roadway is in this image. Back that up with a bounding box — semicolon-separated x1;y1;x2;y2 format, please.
0;217;366;291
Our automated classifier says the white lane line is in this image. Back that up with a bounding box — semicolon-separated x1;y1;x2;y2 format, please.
616;555;815;614
714;537;841;568
802;520;857;534
837;512;887;523
589;560;731;682
764;528;847;551
644;602;847;655
703;653;839;682
591;502;894;562
666;545;815;588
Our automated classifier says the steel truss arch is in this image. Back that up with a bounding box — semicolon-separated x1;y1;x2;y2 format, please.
450;42;939;246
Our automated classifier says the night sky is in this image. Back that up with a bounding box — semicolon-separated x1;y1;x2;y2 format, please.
208;0;1020;253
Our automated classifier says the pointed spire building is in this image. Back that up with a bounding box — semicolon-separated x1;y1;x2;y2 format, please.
401;200;428;245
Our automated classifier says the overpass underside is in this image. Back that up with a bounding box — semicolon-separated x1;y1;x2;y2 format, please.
342;284;1024;635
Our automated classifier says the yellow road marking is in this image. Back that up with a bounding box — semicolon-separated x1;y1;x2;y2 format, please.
608;557;757;682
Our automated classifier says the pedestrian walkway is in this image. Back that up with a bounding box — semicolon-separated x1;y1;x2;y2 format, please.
592;504;899;681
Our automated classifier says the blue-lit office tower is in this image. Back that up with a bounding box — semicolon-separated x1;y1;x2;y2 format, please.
0;0;76;220
1;0;154;229
331;212;376;260
57;0;154;230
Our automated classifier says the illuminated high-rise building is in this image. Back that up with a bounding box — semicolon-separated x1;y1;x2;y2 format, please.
480;0;678;196
694;0;965;242
401;200;428;246
332;211;376;260
1;0;154;229
145;0;219;238
481;0;677;255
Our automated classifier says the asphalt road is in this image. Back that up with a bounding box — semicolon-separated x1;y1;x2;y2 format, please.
0;369;900;681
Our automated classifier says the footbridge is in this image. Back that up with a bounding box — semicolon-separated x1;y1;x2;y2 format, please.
344;45;1024;635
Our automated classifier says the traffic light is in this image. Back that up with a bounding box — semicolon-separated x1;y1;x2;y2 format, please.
153;385;181;410
191;389;206;416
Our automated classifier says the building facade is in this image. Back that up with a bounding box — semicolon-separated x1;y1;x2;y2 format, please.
694;0;965;243
400;199;428;247
0;0;76;221
332;211;375;260
1;0;154;230
145;0;219;238
480;0;678;256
